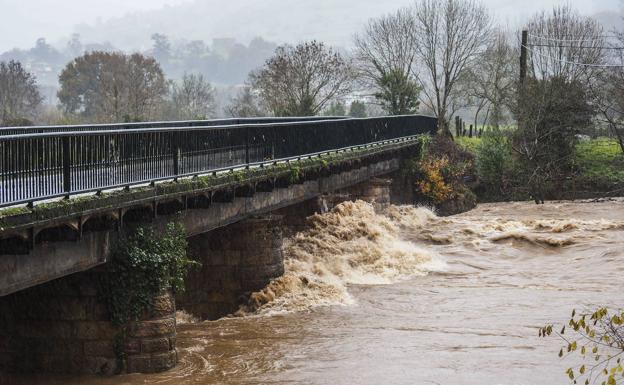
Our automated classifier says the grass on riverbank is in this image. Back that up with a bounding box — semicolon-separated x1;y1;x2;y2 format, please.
456;136;624;198
455;136;481;153
574;138;624;184
457;136;624;181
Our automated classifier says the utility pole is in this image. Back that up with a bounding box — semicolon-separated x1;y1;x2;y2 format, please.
520;30;528;84
518;30;529;132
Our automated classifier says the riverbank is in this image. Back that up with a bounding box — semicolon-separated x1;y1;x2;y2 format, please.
455;136;624;203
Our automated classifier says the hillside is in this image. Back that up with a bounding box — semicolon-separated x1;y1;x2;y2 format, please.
74;0;414;50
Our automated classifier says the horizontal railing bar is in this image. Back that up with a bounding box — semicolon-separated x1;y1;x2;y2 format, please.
0;116;349;135
0;115;435;140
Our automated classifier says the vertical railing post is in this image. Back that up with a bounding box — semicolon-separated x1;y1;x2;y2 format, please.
271;125;276;162
245;126;250;168
62;136;71;197
172;133;179;180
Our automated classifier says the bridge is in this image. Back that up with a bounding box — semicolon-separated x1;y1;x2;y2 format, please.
0;115;435;375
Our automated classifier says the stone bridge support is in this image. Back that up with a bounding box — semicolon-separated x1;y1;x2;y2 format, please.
0;272;176;375
177;216;285;320
344;177;393;206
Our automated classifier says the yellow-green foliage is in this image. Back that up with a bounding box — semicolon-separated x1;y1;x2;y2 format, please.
407;136;476;205
416;156;453;204
455;136;482;153
540;307;624;385
574;138;624;183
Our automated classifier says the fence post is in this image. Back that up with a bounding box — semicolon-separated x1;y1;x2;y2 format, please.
62;136;71;197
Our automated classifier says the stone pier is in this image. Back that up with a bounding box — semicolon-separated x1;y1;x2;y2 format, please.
177;216;285;320
356;177;393;205
0;272;177;375
273;197;326;235
334;177;393;207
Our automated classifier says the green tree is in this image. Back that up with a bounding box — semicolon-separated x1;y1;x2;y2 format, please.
354;8;420;116
475;130;514;199
374;69;420;115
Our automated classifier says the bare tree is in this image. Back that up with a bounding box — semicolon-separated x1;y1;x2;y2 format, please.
354;8;421;114
58;51;168;122
249;41;353;117
526;5;606;83
170;73;215;120
0;60;43;125
225;86;267;118
127;53;168;121
593;30;624;153
462;30;516;129
510;7;611;201
412;0;492;136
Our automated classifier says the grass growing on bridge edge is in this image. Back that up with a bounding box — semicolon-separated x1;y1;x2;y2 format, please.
0;136;428;231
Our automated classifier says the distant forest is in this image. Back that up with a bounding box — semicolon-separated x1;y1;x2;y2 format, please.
0;33;278;97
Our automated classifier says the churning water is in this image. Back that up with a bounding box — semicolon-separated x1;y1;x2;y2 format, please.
5;199;624;385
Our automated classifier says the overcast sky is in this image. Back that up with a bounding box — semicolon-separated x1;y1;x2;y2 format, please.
0;0;621;52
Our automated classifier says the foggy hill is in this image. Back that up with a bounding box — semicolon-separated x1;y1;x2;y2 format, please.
74;0;415;51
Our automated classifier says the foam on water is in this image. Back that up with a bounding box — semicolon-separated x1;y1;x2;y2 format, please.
235;200;444;315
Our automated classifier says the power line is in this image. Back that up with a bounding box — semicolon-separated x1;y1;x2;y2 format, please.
527;43;624;50
522;45;624;68
528;33;621;43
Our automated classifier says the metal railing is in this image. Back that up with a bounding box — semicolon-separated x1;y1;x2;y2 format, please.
0;116;347;136
0;115;436;208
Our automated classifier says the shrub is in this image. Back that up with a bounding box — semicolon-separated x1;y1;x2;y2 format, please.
408;135;477;209
475;130;514;198
100;222;198;326
415;156;453;204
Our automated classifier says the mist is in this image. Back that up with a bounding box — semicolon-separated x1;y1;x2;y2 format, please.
1;0;621;53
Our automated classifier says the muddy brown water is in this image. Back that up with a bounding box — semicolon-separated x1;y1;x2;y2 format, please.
3;199;624;385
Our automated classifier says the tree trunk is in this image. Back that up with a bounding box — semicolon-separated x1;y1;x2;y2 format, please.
437;115;453;138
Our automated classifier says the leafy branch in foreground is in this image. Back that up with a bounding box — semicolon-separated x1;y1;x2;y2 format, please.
540;308;624;385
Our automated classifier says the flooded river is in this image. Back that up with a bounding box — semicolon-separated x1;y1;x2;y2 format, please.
4;199;624;385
